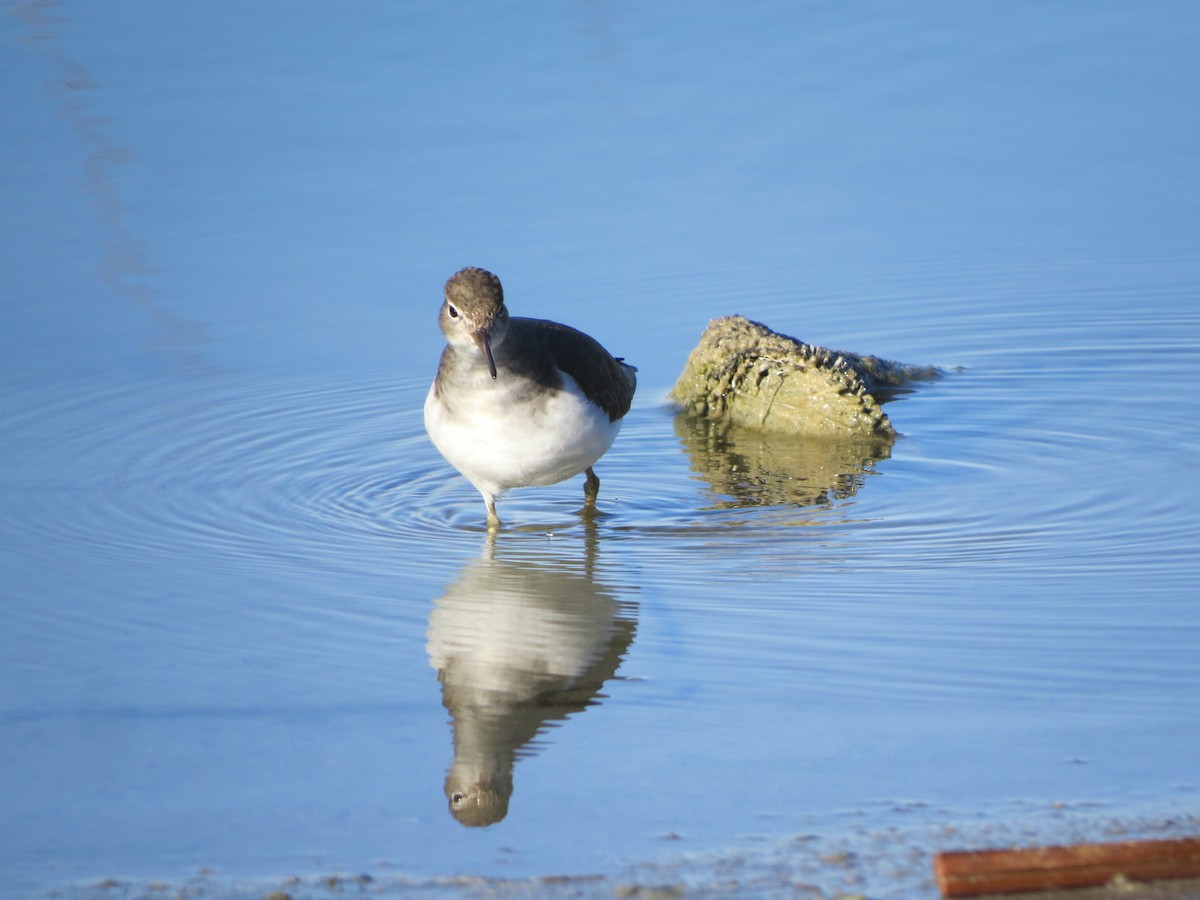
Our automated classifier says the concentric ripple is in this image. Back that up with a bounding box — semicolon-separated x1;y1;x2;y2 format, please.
2;372;461;575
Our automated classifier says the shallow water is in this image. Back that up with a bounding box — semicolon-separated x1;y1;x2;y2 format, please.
2;2;1199;898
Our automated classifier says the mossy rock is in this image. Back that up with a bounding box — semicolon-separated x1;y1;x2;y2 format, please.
671;315;939;438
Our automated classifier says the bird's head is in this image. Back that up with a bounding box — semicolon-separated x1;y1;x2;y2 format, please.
440;267;509;379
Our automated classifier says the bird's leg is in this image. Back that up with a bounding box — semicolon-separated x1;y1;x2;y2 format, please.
583;467;600;509
483;493;501;529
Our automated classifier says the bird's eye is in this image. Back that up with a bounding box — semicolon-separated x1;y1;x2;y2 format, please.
447;304;459;318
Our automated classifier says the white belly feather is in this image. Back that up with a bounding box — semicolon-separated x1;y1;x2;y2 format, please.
424;369;622;500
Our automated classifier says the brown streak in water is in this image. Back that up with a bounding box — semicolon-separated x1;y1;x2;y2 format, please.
9;0;217;374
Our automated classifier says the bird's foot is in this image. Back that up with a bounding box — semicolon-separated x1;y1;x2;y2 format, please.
583;467;600;509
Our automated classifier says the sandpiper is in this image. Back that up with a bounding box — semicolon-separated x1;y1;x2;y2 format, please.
424;267;637;526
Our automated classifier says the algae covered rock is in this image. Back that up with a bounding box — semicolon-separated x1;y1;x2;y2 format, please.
671;315;939;439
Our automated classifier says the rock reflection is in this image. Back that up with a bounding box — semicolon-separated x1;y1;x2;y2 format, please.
426;534;637;827
675;412;893;509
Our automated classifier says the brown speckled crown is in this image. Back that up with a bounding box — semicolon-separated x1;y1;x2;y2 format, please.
445;267;503;308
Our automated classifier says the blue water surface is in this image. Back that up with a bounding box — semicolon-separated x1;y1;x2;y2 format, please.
2;2;1199;898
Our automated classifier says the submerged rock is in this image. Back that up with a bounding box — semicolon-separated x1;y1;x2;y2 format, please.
671;315;940;438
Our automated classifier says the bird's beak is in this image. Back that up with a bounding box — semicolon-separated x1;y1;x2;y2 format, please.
473;330;497;379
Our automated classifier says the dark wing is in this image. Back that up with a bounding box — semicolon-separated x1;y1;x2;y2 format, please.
512;318;636;422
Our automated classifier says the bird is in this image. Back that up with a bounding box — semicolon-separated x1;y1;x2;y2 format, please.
424;267;636;526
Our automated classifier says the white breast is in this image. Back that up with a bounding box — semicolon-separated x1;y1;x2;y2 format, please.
424;369;622;500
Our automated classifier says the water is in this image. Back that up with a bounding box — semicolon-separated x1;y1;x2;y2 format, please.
2;2;1199;898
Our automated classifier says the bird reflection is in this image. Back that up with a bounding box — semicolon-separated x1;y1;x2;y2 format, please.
675;412;894;508
426;532;636;827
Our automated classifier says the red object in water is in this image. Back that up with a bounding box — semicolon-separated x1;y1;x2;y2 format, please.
933;836;1200;897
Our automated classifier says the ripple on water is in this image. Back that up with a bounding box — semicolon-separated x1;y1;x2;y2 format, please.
0;373;467;575
2;370;844;588
7;299;1194;592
